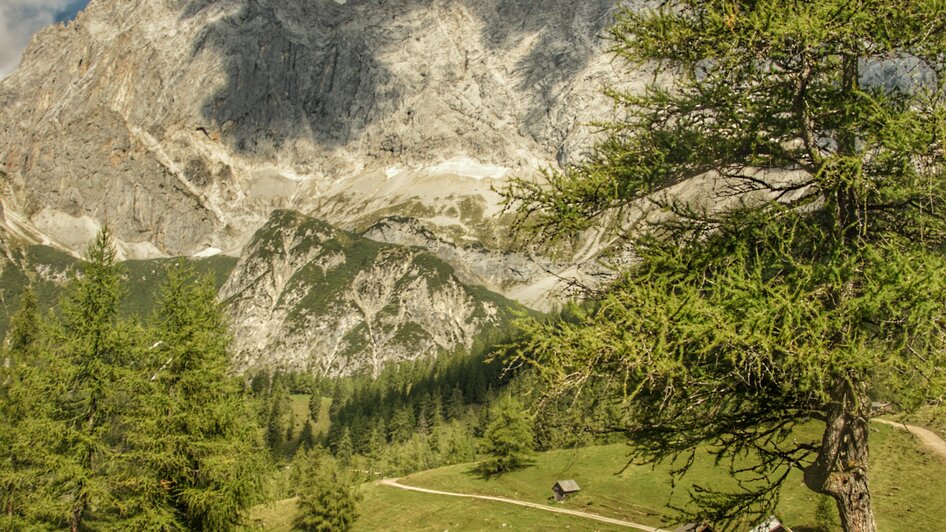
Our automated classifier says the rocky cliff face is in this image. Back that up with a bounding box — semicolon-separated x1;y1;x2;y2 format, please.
0;208;513;376
0;0;624;262
0;0;635;374
220;210;517;376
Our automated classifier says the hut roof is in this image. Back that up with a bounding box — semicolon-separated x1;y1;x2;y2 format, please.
553;480;581;493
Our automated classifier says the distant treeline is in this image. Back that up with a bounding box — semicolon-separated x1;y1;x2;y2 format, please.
248;316;625;486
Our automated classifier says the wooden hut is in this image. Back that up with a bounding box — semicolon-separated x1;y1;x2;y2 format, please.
551;480;581;502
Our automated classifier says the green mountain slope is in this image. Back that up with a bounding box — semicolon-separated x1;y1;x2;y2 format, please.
221;210;521;376
0;238;235;338
0;210;520;376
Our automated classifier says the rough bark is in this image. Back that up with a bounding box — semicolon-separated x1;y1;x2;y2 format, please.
803;380;876;532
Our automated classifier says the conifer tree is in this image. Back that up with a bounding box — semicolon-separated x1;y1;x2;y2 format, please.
299;422;317;452
56;227;134;531
267;380;291;452
128;263;265;530
309;393;322;424
336;427;354;466
3;287;39;362
366;422;388;474
437;422;476;466
505;2;946;529
446;386;465;421
430;390;445;427
388;404;416;443
478;397;534;475
0;288;51;527
2;233;140;530
293;450;360;532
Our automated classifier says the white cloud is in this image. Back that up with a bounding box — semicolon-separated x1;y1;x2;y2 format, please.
0;0;79;79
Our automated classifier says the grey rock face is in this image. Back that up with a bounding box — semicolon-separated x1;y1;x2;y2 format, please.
219;210;516;376
0;0;624;263
361;215;595;311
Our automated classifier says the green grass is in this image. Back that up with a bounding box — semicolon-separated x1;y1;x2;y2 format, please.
242;497;298;530
247;422;946;531
246;485;632;531
400;423;946;531
355;482;631;531
272;395;331;458
289;395;331;437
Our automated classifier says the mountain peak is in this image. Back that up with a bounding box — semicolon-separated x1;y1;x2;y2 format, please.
0;0;622;259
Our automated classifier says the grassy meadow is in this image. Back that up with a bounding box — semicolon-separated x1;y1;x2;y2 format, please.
247;420;946;531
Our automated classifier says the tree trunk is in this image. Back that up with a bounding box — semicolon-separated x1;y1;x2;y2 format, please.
803;379;876;532
70;483;88;532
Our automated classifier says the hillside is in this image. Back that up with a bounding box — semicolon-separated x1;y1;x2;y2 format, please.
0;210;520;375
221;210;521;375
0;240;235;337
247;422;946;531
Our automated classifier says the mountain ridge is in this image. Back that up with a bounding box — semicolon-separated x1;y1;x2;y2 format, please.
0;0;628;260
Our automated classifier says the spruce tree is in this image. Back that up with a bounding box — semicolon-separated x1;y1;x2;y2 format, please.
286;420;296;443
336;427;354;467
299;422;316;452
429;390;445;427
388;404;415;443
366;421;388;475
309;393;322;424
446;386;465;421
267;380;291;452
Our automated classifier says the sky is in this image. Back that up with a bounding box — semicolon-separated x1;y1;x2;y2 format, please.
0;0;90;79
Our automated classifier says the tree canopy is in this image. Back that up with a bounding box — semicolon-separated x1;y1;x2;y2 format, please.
505;2;946;531
478;397;534;476
0;230;264;530
292;450;361;532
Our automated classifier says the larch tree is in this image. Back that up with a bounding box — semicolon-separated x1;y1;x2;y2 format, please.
1;232;141;530
0;287;53;527
128;264;265;530
477;397;534;476
504;1;946;531
55;227;135;531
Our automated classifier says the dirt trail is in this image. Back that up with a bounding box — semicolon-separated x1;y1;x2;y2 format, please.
873;419;946;459
376;478;670;531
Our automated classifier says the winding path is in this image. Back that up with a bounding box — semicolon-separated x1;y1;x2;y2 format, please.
873;419;946;460
376;478;670;531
